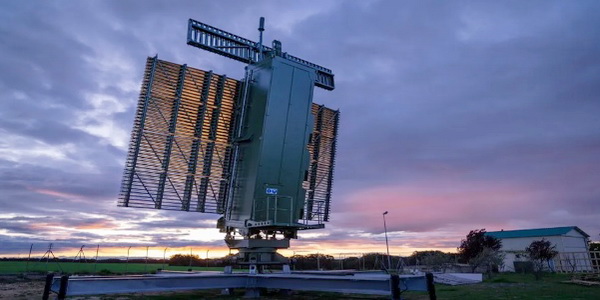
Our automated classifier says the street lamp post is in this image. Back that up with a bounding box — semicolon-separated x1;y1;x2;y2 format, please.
206;249;210;268
163;247;168;270
383;211;392;271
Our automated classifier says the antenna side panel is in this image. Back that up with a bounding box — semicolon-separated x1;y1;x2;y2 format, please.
118;58;239;213
302;105;339;223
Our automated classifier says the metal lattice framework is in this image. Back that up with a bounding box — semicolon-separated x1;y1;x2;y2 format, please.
119;57;239;213
303;105;339;222
187;19;335;91
119;57;338;221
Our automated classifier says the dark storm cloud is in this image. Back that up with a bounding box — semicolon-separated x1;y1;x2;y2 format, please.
1;0;599;255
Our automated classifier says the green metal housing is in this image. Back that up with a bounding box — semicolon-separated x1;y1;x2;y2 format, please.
226;55;316;232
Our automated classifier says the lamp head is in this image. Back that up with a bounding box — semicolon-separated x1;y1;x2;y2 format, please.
383;211;388;215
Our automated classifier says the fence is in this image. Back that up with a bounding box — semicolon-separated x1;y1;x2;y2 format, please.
0;243;228;274
592;250;600;272
5;244;597;275
0;244;408;274
549;251;600;273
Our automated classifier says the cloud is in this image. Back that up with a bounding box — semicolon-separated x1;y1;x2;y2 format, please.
0;0;599;257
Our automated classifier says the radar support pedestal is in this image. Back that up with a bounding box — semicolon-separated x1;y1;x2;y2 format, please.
226;238;290;273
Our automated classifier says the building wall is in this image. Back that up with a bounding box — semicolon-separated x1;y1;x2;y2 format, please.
497;229;591;272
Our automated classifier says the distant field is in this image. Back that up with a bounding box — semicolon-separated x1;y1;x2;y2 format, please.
0;260;225;274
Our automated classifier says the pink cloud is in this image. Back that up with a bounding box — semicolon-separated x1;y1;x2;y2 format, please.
28;187;92;203
335;179;542;234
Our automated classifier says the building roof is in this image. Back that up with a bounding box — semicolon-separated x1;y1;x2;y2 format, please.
486;226;590;239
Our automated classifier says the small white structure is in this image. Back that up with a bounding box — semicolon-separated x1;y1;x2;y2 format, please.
486;226;592;272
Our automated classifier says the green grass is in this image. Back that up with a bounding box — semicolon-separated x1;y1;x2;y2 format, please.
403;273;599;300
0;260;225;274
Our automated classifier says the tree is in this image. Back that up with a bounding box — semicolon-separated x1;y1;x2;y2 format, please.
410;251;453;272
291;254;334;270
168;254;201;266
590;242;600;251
468;247;505;278
421;251;453;272
526;239;558;280
458;228;502;273
457;229;502;272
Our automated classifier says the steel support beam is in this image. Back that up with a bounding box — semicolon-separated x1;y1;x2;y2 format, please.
156;64;187;208
306;106;323;219
182;71;212;211
50;272;430;298
198;75;226;211
323;110;339;221
122;56;158;206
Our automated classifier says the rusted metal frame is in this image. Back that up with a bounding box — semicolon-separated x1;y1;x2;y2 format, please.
323;110;339;222
122;56;158;206
155;64;187;208
306;105;324;219
198;75;226;211
182;71;213;211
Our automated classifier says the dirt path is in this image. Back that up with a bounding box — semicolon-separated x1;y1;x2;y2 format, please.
0;279;45;299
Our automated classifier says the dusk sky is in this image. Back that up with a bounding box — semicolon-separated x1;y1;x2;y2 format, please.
1;0;599;259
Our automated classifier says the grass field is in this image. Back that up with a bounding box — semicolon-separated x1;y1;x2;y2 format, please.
402;273;600;300
0;260;224;274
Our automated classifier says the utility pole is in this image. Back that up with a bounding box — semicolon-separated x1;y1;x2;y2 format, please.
383;211;392;271
163;247;168;270
206;249;210;268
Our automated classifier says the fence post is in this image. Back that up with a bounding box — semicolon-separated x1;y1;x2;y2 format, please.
426;272;436;300
57;275;69;300
163;247;168;271
26;244;33;273
42;272;54;300
125;246;131;273
390;274;400;300
94;244;99;273
145;246;149;273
